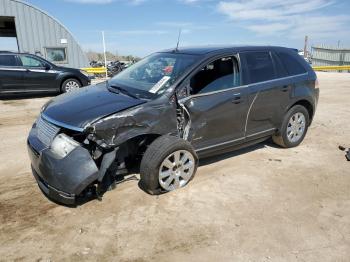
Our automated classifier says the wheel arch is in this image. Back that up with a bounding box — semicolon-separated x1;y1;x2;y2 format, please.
124;133;162;149
114;133;164;158
59;75;82;91
288;99;314;125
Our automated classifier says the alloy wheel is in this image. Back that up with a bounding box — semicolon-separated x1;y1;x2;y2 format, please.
65;81;80;92
158;150;195;191
287;112;306;143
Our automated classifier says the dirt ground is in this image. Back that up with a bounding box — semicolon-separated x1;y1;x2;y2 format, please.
0;72;349;261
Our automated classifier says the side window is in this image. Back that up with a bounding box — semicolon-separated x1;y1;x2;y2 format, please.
0;55;17;67
240;51;275;84
277;51;307;75
190;56;240;94
20;55;45;67
271;52;288;78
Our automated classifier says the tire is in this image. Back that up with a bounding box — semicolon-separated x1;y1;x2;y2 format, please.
140;135;198;195
61;78;81;93
272;105;310;148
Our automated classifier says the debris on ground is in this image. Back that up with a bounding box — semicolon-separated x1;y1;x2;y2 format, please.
338;145;350;161
268;158;282;162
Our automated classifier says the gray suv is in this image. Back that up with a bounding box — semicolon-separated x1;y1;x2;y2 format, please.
27;46;319;205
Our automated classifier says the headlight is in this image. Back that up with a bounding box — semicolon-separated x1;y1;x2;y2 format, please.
50;133;80;158
80;69;89;77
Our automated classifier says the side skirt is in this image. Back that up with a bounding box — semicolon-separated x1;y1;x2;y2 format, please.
196;135;271;159
195;127;276;159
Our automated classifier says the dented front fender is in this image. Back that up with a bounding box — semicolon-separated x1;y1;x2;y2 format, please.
89;97;178;147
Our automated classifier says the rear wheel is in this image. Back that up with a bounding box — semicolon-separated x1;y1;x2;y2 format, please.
272;105;310;148
61;78;81;93
140;135;198;195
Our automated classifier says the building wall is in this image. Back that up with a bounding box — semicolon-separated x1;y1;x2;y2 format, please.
312;45;350;67
0;0;89;68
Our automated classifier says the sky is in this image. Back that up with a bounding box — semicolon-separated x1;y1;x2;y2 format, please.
7;0;350;56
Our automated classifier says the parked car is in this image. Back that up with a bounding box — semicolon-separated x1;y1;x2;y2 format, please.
0;51;90;94
27;46;319;205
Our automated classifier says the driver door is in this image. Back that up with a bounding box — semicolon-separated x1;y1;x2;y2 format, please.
182;55;249;152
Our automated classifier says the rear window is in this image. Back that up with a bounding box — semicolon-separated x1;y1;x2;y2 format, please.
240;51;275;84
277;51;307;75
0;55;17;67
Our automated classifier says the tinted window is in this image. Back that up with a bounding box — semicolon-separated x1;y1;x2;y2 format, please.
20;55;44;67
0;55;17;67
241;52;275;84
190;56;240;94
271;52;288;78
277;51;307;75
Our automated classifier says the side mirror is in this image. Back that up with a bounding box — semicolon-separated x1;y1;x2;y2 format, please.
44;64;51;70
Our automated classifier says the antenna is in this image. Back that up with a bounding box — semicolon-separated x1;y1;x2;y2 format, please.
175;29;182;51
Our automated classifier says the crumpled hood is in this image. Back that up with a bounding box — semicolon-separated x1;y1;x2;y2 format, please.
42;83;145;129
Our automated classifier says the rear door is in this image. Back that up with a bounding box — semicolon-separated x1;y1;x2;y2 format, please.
19;55;58;92
239;51;290;138
0;54;24;93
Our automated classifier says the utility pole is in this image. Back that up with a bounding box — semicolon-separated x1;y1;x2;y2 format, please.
102;31;108;79
175;29;182;51
303;35;308;59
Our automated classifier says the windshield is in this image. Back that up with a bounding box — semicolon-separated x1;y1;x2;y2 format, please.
109;52;199;98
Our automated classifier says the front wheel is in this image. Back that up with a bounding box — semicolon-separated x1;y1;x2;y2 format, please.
61;78;81;93
140;135;198;195
272;105;310;148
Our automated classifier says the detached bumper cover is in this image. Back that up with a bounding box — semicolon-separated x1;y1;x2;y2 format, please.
27;128;99;204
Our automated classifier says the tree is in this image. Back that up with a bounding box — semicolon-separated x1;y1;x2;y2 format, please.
85;50;141;63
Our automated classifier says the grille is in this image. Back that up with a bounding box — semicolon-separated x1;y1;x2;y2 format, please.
36;117;60;147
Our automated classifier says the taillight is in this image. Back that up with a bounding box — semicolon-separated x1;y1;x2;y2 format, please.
315;78;319;89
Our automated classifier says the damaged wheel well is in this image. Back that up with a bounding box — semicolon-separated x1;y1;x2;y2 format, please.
93;133;163;197
120;134;162;159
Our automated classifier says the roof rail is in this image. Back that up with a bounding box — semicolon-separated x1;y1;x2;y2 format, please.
0;51;14;54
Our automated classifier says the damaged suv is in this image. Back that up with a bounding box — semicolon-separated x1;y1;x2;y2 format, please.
27;46;319;205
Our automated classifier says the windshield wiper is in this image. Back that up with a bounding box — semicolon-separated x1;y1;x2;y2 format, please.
108;84;139;99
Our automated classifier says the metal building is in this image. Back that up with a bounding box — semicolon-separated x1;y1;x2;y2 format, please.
312;45;350;67
0;0;89;68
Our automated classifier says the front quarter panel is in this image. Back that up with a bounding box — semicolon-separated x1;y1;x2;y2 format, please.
90;96;178;147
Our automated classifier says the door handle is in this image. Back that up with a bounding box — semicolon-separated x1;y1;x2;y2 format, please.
232;93;242;104
281;85;289;92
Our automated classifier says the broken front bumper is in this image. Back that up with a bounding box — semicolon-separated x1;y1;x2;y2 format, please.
27;128;99;205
